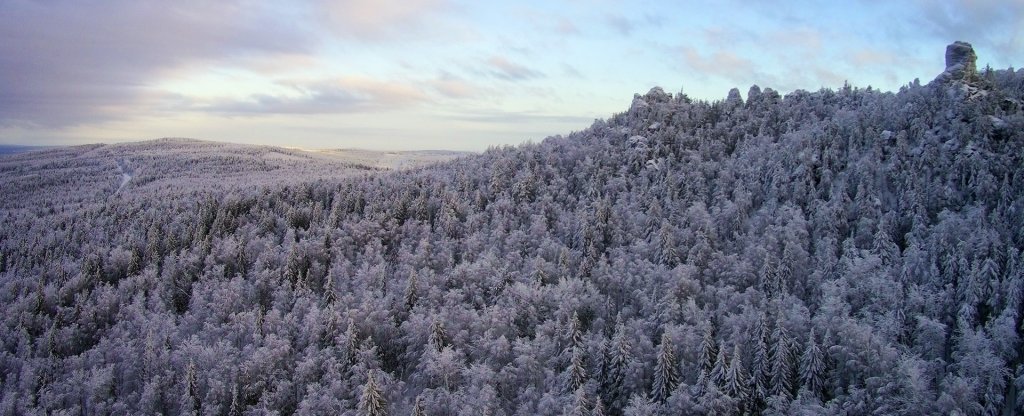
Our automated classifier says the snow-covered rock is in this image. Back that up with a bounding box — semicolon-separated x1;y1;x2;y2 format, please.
630;94;649;112
934;41;977;84
644;86;671;103
726;88;743;106
988;115;1007;130
945;41;976;78
747;85;762;106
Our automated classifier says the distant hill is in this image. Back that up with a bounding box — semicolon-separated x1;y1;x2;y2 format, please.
0;42;1022;415
0;138;469;210
316;148;472;170
0;144;53;155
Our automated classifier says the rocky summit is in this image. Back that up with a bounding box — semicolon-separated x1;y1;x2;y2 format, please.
936;40;978;83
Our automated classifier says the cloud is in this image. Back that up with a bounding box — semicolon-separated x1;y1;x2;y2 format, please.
914;0;1024;63
814;68;849;86
768;28;824;56
606;13;666;36
848;49;900;68
555;18;580;36
561;64;584;79
486;57;544;81
446;110;595;125
701;27;751;50
318;0;453;41
430;72;482;99
204;78;428;115
606;16;637;36
679;47;757;82
0;0;312;127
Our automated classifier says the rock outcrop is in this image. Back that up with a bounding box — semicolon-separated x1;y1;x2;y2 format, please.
934;41;978;84
726;88;743;106
945;41;977;78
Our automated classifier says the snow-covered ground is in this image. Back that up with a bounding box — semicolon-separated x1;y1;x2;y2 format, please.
315;148;470;170
0;138;470;209
115;158;132;192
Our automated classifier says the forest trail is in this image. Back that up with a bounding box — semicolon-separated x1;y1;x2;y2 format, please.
115;158;132;192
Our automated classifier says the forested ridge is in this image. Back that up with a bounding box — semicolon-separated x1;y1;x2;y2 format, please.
1;43;1023;415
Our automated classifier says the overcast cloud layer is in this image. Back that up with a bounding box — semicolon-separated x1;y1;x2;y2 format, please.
1;0;1021;150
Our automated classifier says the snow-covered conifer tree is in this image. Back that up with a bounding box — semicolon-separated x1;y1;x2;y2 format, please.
359;370;388;416
652;332;679;403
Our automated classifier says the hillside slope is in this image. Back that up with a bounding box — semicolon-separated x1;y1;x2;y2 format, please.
0;43;1022;415
0;139;466;211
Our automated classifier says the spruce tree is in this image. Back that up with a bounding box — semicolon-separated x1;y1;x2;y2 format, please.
358;370;388;416
750;330;772;410
698;323;718;375
652;332;679;403
181;358;200;416
567;311;584;351
799;329;826;399
404;274;418;310
428;318;448;352
228;383;241;416
591;398;606;416
761;258;781;299
323;272;338;304
770;318;795;398
602;317;632;412
568;387;589;416
566;346;588;392
412;395;426;416
723;344;748;405
344;317;359;367
710;345;728;388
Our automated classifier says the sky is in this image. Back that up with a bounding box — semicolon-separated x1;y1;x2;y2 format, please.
1;1;1021;151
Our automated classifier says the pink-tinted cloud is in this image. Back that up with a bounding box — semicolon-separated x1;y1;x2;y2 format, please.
0;0;312;127
431;73;482;99
606;13;665;36
849;49;901;68
768;28;824;56
317;0;454;41
204;77;429;115
679;47;756;82
555;18;581;36
487;57;544;81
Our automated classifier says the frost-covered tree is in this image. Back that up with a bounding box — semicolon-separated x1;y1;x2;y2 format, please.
710;345;728;389
698;324;718;376
799;329;826;398
566;387;589;416
652;332;679;403
591;398;606;416
359;370;388;416
428;318;448;352
622;393;656;416
181;359;200;416
723;344;748;405
567;311;584;351
602;317;634;412
750;320;773;410
0;42;1021;415
412;395;426;416
228;383;242;416
404;274;419;310
565;346;588;392
770;318;796;399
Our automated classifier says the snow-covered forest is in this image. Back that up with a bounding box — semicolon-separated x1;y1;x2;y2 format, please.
1;43;1023;415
